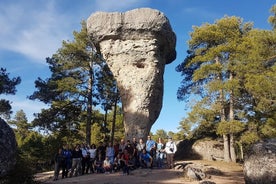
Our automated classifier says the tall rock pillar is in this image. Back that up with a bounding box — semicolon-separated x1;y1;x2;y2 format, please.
87;8;176;141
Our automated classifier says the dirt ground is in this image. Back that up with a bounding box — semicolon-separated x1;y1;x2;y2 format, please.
35;160;245;184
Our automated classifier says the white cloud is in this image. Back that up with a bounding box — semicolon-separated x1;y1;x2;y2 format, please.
7;95;48;121
0;0;75;63
0;0;148;64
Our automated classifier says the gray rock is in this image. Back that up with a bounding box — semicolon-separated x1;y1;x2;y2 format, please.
87;8;176;140
0;118;17;177
184;164;208;181
199;181;216;184
192;140;224;161
244;139;276;184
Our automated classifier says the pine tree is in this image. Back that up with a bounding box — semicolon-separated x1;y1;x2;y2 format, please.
0;68;21;119
177;16;253;162
29;21;116;145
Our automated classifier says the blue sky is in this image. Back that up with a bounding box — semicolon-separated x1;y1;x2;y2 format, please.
0;0;274;134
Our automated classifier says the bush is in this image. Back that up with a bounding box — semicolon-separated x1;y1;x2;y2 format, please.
0;153;40;184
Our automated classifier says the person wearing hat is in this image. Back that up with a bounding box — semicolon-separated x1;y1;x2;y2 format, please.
164;136;177;169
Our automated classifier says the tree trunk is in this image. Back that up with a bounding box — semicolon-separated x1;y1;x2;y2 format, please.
215;56;231;162
229;73;236;162
111;93;118;146
86;62;93;145
230;134;236;162
240;143;244;160
223;134;231;162
104;109;108;141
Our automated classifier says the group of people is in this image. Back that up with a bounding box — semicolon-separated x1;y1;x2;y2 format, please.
53;135;177;181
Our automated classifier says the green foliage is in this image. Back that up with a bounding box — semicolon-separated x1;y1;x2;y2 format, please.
217;120;245;135
0;68;21;118
0;99;12;119
240;131;260;147
178;118;194;139
268;4;276;30
8;110;30;142
20;132;44;162
107;106;124;141
178;97;219;140
0;153;39;184
29;21;120;145
260;117;276;138
91;123;102;144
152;129;167;141
0;68;21;95
176;8;276;162
192;121;217;140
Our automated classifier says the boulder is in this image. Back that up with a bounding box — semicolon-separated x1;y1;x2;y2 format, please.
192;140;224;161
244;139;276;184
0;118;17;177
87;8;176;140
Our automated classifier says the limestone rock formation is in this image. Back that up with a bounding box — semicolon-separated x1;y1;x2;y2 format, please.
87;8;176;140
192;140;224;161
0;118;17;177
244;139;276;184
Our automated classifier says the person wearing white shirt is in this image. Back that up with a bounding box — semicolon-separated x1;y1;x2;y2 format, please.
164;137;177;169
88;144;97;173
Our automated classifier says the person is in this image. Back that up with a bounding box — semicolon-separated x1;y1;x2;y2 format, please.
128;154;136;170
139;148;153;169
106;142;115;164
103;156;112;173
88;144;97;173
146;135;156;166
125;140;134;156
136;138;145;156
132;137;138;148
118;139;126;154
136;138;145;167
94;153;104;173
61;144;72;178
120;149;130;175
70;144;82;177
112;153;121;172
164;136;177;169
131;137;138;159
97;141;106;161
53;148;65;181
113;140;120;157
156;137;165;168
81;143;90;175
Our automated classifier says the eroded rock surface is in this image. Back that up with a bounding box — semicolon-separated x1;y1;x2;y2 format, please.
192;140;224;161
244;139;276;184
87;8;176;140
0;118;17;177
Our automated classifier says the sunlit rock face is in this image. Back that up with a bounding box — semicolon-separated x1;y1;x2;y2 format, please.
0;118;17;177
244;139;276;184
87;8;176;140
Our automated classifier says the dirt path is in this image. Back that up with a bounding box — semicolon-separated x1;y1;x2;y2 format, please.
36;160;245;184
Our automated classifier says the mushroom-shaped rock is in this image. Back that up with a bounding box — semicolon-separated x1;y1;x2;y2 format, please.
87;8;176;140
